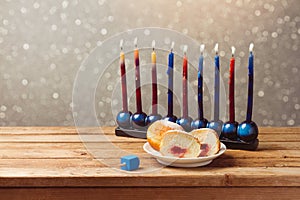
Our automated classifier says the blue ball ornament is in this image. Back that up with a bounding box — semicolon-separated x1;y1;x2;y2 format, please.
163;115;178;123
221;121;238;140
237;121;258;142
206;120;223;136
130;112;147;130
176;117;193;132
145;114;162;126
116;111;132;128
191;118;208;130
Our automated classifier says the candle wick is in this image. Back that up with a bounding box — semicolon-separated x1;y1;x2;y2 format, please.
200;44;205;55
152;40;155;51
134;37;138;48
120;39;124;51
171;41;175;52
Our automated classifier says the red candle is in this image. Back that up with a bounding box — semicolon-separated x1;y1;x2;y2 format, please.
119;40;128;112
134;38;142;114
151;40;158;114
229;46;236;122
182;45;188;118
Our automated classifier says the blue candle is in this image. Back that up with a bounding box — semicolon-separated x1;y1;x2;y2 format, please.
167;42;175;117
198;45;205;120
246;43;254;122
214;43;220;121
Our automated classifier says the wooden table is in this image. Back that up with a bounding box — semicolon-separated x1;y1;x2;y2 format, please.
0;127;299;199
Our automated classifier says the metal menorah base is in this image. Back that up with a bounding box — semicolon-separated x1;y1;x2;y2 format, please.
115;127;259;150
115;127;147;139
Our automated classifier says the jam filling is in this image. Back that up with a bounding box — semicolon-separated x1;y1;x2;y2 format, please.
170;146;187;158
200;143;210;156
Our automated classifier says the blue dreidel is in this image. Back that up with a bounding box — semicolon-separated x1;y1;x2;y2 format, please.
222;121;238;140
116;111;132;128
177;116;193;132
207;120;223;137
120;155;140;171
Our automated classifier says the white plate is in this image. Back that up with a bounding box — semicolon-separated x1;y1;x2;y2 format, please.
143;142;226;167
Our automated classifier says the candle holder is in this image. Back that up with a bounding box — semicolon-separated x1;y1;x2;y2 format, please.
217;121;258;150
206;120;223;136
115;40;259;150
145;113;162;126
191;118;208;129
221;121;238;140
130;112;148;130
217;43;259;150
237;121;259;142
163;115;178;123
177;117;193;132
116;111;132;129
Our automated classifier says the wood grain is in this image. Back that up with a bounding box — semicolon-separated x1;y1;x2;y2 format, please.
0;127;299;199
0;187;299;200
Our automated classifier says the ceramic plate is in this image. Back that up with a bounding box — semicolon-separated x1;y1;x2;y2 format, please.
143;142;226;167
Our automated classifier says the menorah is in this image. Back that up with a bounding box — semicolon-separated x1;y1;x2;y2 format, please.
115;39;259;150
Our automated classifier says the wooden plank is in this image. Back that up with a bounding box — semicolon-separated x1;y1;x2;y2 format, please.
0;141;300;150
0;156;299;169
0;133;299;143
0;187;299;200
0;167;299;187
0;127;299;134
1;144;300;159
0;127;299;189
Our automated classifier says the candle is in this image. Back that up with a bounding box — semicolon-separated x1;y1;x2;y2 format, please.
134;37;142;114
177;45;192;131
237;43;258;142
130;37;147;129
207;43;223;135
151;40;158;114
116;39;131;128
167;42;175;117
221;46;238;139
198;44;205;120
214;43;220;121
191;44;208;129
182;45;188;118
145;40;162;125
229;46;236;122
120;39;128;112
246;43;254;122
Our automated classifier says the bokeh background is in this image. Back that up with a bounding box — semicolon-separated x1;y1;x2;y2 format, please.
0;0;299;126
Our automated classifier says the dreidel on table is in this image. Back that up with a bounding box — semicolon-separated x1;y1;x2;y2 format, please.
120;155;140;171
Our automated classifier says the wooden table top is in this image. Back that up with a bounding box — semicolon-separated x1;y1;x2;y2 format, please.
0;127;299;199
